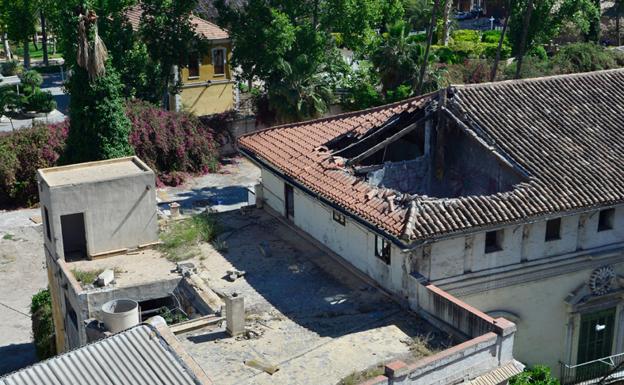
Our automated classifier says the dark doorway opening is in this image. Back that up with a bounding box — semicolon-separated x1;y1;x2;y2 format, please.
61;213;87;261
284;184;294;220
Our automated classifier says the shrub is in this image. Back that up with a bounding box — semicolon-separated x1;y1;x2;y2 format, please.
481;30;507;44
482;42;512;59
528;46;548;61
22;90;56;113
510;365;560;385
503;55;552;79
448;40;484;60
434;46;462;64
551;42;621;74
452;29;481;43
0;121;68;207
341;81;383;111
31;288;56;360
127;100;219;185
386;84;412;103
1;60;23;76
159;212;221;261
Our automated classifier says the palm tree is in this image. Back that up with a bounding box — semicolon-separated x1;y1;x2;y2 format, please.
371;21;423;93
267;57;333;123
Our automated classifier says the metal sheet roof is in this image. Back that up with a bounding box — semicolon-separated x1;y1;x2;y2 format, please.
0;325;202;385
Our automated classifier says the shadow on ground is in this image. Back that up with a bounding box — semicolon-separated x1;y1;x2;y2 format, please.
201;209;452;348
0;342;38;375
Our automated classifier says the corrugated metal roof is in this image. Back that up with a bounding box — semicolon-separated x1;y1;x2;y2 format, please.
468;360;525;385
0;325;203;385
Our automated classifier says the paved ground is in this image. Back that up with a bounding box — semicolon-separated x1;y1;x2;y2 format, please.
179;209;451;385
0;208;47;375
0;71;68;133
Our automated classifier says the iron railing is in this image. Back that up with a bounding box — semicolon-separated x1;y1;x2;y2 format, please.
560;352;624;385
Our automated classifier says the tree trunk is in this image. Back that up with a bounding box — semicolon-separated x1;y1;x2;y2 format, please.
32;35;39;51
491;6;510;82
417;0;441;94
617;0;622;46
2;33;11;60
23;39;31;69
442;0;453;46
515;0;533;80
41;11;49;66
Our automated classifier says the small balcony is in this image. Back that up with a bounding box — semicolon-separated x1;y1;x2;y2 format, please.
560;352;624;385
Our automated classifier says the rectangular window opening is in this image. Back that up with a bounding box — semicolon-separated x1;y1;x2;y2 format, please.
284;184;294;220
212;48;226;76
598;209;615;232
188;52;200;78
545;218;561;242
484;230;503;253
375;236;391;264
44;206;51;241
332;210;345;226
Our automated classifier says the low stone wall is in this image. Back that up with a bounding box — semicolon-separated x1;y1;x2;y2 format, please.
357;273;517;385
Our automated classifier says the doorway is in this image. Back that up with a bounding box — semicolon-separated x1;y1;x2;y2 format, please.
61;213;87;261
284;184;294;220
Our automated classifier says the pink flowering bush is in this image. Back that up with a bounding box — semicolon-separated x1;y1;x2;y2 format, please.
0;101;220;207
126;100;219;185
0;121;69;207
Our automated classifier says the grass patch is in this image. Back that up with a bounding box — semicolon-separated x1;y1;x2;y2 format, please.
3;233;14;240
12;42;63;60
159;212;220;262
338;364;385;385
71;269;104;285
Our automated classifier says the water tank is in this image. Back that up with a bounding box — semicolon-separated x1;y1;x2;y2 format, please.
101;299;140;333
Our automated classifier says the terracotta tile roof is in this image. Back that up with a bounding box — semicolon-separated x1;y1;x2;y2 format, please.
239;69;624;245
125;5;229;40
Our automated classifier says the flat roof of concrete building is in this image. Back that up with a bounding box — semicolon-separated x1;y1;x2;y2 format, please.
38;156;152;187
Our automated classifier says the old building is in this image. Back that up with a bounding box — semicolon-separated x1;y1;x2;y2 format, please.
125;5;235;116
238;69;624;383
36;156;521;385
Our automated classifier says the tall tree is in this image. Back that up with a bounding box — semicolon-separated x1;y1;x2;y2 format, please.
140;0;208;106
491;2;511;82
6;0;37;69
64;7;133;163
515;0;533;79
441;0;453;46
416;0;440;94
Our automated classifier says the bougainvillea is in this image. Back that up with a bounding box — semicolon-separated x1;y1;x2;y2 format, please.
0;121;69;207
126;100;219;185
0;101;220;207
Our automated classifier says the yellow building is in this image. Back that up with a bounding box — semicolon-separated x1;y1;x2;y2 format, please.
126;6;235;116
175;16;234;116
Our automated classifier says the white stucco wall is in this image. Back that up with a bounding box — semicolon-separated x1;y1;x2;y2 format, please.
39;171;158;258
460;262;624;376
260;169;285;216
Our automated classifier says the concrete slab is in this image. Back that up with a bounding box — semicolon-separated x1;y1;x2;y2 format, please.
178;210;453;385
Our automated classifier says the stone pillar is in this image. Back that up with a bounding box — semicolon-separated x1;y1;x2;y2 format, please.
225;293;245;337
254;183;264;208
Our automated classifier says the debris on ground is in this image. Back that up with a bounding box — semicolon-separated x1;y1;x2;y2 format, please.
225;269;246;282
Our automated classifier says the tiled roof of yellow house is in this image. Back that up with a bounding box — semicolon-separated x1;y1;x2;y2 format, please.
125;5;229;40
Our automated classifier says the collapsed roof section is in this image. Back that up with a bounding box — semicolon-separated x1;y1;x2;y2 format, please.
238;69;624;245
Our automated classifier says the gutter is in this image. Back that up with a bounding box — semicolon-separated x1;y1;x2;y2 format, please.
238;147;410;249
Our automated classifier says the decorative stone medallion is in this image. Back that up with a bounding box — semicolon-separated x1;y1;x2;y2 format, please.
589;265;616;296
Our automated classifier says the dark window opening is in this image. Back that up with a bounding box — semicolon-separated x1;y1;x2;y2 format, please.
44;206;51;241
61;213;87;261
333;210;345;226
212;48;225;75
598;209;615;232
188;52;200;78
577;308;615;364
485;230;503;253
375;236;391;264
284;184;294;220
545;218;561;242
65;296;78;329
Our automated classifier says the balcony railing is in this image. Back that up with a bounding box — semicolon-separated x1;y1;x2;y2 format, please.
560;352;624;385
